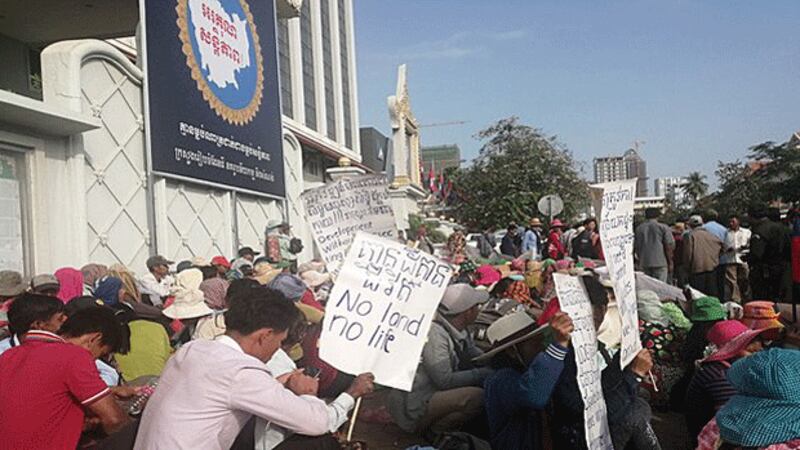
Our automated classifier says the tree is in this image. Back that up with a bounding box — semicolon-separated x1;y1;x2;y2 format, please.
710;160;769;219
683;171;708;207
748;140;800;204
449;117;589;230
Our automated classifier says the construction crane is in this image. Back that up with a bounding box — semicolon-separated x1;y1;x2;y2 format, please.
418;120;469;129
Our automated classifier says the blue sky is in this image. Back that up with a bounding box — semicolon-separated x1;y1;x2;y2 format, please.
353;1;800;190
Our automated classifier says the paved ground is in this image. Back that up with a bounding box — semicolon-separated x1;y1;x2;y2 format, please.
349;391;691;449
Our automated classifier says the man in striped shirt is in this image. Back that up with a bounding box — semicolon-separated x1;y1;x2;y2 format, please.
0;307;131;450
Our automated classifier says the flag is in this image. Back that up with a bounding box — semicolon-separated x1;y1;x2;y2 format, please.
438;171;445;194
429;167;437;192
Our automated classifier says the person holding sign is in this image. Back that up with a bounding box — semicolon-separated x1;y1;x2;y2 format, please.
480;311;574;450
551;273;661;450
134;287;375;450
386;284;493;440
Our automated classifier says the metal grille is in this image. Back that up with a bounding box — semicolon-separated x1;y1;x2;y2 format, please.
235;194;283;252
162;181;232;262
80;57;150;270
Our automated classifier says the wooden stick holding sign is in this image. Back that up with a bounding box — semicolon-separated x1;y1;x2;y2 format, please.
346;397;363;442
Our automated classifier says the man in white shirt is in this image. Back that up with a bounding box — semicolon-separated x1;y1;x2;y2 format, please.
722;215;752;303
137;255;174;306
134;286;374;450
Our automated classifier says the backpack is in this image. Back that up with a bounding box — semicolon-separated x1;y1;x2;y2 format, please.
289;237;304;254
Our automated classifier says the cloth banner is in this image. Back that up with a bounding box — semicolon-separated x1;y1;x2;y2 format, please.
554;273;614;450
301;174;396;275
591;179;642;369
319;232;453;391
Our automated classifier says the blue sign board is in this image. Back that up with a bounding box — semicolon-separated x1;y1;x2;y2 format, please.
141;0;284;197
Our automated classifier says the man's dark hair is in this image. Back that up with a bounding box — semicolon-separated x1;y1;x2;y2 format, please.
59;307;131;354
225;287;301;335
706;209;719;221
7;292;65;337
583;217;597;227
582;275;609;307
767;207;781;222
644;208;661;219
198;265;218;280
226;278;261;303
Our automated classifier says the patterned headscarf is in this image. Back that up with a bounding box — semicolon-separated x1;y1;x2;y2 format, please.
459;260;477;274
503;280;533;306
200;278;229;310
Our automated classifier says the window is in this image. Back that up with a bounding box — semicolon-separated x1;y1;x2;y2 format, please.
321;0;336;141
338;0;353;149
0;150;29;274
277;19;293;118
300;1;317;130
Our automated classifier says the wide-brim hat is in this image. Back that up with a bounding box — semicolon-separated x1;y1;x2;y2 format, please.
529;218;543;227
297;260;326;275
741;301;784;338
474;312;550;363
0;270;27;297
474;265;501;286
549;219;565;228
691;296;727;322
211;256;231;269
296;302;324;324
254;265;283;286
163;293;214;320
439;283;490;316
704;327;770;363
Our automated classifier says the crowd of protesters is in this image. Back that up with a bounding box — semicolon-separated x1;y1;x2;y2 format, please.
0;208;799;449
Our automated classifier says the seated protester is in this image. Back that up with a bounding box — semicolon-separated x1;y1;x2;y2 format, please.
684;320;770;446
211;255;232;278
162;268;214;346
114;316;172;382
4;294;120;387
134;287;374;450
138;255;175;306
0;307;132;450
81;263;108;296
551;274;660;450
695;348;800;450
387;284;493;438
30;273;61;296
64;297;123;386
682;297;728;366
481;311;574;450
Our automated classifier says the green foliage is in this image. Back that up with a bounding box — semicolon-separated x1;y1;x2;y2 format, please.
748;140;800;204
449;117;589;229
408;214;446;244
711;160;769;219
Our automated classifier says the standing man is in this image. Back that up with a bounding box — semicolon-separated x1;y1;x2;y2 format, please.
266;220;298;272
634;208;675;283
522;218;542;258
722;215;751;303
138;255;175;306
749;208;791;301
501;225;521;257
683;215;725;296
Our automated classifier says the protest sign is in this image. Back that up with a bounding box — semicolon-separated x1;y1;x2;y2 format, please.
301;174;397;275
554;273;614;450
591;179;642;368
319;232;452;391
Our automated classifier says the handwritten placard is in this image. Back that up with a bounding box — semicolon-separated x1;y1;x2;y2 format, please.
301;174;397;275
591;179;642;368
554;273;614;450
319;232;453;391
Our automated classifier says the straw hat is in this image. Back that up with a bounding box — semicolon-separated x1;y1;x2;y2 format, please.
300;270;331;289
253;262;282;286
704;320;770;363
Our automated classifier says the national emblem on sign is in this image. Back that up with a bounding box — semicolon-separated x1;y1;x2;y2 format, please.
176;0;264;125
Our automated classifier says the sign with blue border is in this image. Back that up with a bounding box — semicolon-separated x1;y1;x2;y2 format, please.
141;0;285;196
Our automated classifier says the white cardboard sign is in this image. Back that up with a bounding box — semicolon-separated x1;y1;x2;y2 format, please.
319;232;453;391
554;273;614;450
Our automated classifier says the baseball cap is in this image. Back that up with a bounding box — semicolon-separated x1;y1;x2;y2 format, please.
439;283;490;316
688;215;704;226
211;256;232;269
237;247;260;258
146;255;174;270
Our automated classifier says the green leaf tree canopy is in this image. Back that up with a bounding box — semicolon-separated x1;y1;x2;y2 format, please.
449;117;589;230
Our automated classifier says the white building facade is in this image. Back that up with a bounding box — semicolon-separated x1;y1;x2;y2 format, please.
0;0;363;275
654;176;688;207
